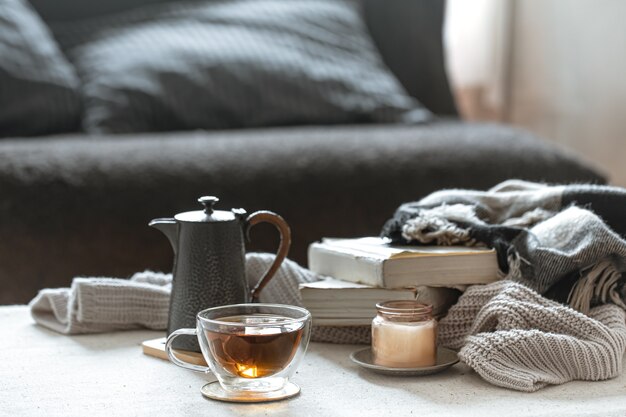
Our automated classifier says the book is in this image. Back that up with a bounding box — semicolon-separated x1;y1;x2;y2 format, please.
299;278;460;326
307;237;499;288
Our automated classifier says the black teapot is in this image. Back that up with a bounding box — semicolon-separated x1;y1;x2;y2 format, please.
149;196;291;351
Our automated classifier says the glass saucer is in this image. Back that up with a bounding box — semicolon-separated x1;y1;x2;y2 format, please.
201;381;300;403
350;347;459;376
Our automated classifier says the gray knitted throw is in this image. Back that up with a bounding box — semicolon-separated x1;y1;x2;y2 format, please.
31;251;626;391
438;280;626;392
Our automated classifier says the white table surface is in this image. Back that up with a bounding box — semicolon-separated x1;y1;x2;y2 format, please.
3;305;626;417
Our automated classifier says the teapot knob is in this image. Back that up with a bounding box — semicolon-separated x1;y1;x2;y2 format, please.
198;196;219;214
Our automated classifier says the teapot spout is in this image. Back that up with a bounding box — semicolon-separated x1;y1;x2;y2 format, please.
149;218;178;254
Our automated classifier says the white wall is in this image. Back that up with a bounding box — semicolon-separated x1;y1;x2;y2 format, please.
508;0;626;184
446;0;626;185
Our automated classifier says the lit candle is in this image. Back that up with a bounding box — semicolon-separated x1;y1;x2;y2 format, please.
371;301;437;368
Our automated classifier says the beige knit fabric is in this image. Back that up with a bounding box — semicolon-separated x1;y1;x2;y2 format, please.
30;253;373;343
31;254;626;392
30;254;310;335
438;281;626;392
29;271;172;334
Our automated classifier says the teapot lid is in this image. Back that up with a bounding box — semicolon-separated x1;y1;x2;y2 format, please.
174;196;244;223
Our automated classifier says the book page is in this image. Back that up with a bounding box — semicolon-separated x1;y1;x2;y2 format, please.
321;237;495;259
300;278;372;290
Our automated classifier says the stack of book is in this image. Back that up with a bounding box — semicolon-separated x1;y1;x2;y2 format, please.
301;237;499;326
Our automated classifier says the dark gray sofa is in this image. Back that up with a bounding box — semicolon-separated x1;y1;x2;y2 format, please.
0;0;604;304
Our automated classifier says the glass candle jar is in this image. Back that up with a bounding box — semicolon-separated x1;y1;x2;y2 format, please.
371;301;437;368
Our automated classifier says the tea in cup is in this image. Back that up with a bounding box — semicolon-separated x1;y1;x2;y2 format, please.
166;303;311;397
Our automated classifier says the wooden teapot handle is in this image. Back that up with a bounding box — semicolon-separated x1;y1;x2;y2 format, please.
245;211;292;301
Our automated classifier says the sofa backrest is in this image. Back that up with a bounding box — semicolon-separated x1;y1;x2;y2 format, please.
30;0;457;116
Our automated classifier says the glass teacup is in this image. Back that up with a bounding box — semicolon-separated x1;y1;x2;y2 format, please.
166;303;311;393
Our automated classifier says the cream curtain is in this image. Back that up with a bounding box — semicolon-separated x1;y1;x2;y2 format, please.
444;0;513;121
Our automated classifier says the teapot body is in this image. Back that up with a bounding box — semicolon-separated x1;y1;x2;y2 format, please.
168;220;248;351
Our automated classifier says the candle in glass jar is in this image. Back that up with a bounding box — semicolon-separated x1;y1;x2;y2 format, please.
371;301;437;368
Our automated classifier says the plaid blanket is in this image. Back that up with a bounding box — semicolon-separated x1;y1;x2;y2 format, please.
381;179;626;314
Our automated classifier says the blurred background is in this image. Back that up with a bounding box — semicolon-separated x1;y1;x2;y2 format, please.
445;0;626;185
1;0;617;303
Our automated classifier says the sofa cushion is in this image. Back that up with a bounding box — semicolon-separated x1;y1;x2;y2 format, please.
32;0;455;117
50;0;431;133
0;0;81;137
0;121;605;304
362;0;457;116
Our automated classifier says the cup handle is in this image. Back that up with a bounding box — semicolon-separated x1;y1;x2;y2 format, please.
246;210;292;301
165;328;211;373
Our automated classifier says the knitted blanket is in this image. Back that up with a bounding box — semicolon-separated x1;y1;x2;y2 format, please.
31;253;626;391
438;281;626;392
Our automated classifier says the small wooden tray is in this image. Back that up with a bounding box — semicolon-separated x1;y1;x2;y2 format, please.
142;337;207;366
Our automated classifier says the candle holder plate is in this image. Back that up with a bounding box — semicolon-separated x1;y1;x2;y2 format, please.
350;347;459;376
